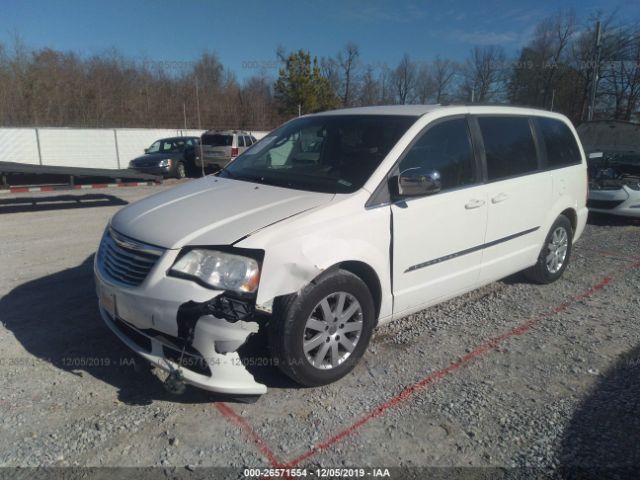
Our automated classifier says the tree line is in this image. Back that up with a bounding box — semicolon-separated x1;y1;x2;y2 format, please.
0;44;279;130
0;8;638;131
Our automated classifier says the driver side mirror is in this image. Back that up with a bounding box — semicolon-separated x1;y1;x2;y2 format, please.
394;168;441;198
144;148;149;154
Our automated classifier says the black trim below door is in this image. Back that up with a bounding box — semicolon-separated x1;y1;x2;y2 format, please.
405;226;540;273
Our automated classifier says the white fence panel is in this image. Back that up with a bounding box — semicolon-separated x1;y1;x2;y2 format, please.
38;129;118;169
0;128;41;164
0;127;270;169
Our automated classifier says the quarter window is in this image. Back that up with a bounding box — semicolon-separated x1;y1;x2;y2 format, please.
399;118;476;191
537;117;581;168
478;116;538;181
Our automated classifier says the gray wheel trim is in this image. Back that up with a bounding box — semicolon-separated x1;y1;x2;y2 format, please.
302;292;364;370
545;226;569;274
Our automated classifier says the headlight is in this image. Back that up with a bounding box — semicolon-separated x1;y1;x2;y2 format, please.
158;159;172;167
170;249;260;293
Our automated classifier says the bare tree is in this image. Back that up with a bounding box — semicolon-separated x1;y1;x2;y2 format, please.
535;11;577;106
431;56;457;103
414;63;435;104
357;65;379;106
378;64;396;104
394;54;417;104
320;56;341;96
461;46;507;102
597;22;640;120
337;42;360;107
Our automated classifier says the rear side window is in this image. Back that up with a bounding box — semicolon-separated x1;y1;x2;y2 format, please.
244;135;252;146
399;118;476;191
478;116;538;181
537;117;581;168
238;136;245;147
202;134;232;147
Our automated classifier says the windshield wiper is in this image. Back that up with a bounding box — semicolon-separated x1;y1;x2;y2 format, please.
217;167;234;178
218;169;265;184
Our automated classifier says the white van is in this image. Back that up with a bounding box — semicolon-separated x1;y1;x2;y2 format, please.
94;105;588;395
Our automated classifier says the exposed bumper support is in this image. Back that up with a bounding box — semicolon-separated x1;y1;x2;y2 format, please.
99;306;266;395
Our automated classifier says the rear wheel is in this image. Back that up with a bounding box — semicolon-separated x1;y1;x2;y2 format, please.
524;215;573;284
269;270;375;386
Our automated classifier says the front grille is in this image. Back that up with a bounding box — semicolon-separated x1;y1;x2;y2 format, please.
587;199;625;210
97;228;164;287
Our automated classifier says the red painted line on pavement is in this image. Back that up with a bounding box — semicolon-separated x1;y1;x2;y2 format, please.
215;402;284;467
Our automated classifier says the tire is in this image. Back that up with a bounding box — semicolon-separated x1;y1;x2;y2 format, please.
175;161;186;179
524;215;573;284
269;269;375;387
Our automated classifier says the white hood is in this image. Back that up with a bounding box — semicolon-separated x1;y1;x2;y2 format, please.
111;176;334;249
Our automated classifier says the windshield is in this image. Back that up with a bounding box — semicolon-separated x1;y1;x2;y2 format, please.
218;115;416;193
202;134;233;147
147;139;186;154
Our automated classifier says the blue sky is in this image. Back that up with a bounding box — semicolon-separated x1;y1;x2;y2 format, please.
1;0;638;81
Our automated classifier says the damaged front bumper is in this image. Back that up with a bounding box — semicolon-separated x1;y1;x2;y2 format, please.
94;257;267;395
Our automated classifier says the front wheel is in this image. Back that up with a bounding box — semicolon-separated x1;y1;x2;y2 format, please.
175;161;186;179
269;270;375;387
524;215;573;284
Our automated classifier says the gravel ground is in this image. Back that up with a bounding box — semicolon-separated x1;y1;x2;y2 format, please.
0;182;639;478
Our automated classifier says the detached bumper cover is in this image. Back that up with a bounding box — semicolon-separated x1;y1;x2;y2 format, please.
95;261;267;395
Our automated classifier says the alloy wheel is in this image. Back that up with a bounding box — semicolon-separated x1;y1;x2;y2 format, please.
546;226;569;274
302;292;364;370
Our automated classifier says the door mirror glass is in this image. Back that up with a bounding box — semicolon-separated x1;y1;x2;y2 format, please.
397;168;441;197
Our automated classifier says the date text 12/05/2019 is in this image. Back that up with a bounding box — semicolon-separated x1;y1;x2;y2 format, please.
243;468;391;478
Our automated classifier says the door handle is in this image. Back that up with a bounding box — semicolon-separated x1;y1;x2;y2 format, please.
491;192;508;204
465;199;485;209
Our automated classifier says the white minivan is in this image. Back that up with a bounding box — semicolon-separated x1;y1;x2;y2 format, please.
95;105;588;395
